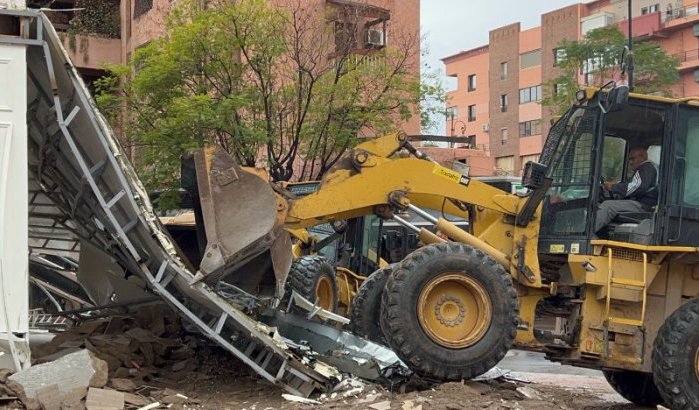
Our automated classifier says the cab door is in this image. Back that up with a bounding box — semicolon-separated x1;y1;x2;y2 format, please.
664;105;699;246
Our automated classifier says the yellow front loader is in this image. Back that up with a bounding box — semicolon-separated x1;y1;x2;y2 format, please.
174;84;699;408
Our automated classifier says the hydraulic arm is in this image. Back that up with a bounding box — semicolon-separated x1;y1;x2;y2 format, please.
285;132;546;289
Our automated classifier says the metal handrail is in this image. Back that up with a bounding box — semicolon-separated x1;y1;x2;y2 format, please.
672;48;699;63
664;3;699;22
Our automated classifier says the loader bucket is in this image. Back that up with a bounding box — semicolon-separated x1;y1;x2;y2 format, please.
181;147;291;296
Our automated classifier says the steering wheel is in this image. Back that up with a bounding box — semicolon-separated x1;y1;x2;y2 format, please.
599;176;613;202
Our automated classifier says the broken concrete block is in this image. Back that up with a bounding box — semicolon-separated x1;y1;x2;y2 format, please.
37;385;86;410
281;394;320;405
7;350;108;410
35;384;61;410
109;379;136;392
0;368;13;383
515;386;541;400
402;400;423;410
369;401;391;410
85;387;124;410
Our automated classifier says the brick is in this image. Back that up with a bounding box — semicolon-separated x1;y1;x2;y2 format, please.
85;388;124;410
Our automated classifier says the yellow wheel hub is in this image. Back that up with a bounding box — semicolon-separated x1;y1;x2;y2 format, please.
315;276;335;311
695;347;699;383
417;273;492;349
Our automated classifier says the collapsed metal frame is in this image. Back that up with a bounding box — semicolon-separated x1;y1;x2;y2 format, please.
4;8;331;397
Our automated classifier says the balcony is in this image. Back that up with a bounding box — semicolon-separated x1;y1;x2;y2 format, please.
618;12;662;39
672;48;699;72
57;33;122;70
44;1;121;70
663;3;699;29
664;3;699;22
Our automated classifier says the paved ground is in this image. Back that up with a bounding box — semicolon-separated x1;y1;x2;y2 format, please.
498;350;638;408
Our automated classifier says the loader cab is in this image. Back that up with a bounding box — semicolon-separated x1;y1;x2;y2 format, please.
536;87;699;255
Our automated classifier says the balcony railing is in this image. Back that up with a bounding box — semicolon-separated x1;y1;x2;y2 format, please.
664;3;699;22
672;48;699;63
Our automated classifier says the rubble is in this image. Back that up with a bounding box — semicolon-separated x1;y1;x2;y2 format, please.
110;378;137;392
6;349;107;410
85;387;125;410
516;386;542;400
369;400;391;410
0;304;632;410
281;393;321;405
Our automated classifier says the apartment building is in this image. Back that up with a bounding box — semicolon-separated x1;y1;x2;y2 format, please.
44;0;421;134
444;0;699;176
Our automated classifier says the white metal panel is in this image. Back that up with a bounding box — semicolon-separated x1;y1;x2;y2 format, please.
0;0;26;9
0;43;29;371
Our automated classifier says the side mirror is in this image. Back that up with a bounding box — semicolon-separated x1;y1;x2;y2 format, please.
609;84;629;109
600;84;629;113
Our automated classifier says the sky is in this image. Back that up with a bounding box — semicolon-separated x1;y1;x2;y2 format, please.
420;0;579;132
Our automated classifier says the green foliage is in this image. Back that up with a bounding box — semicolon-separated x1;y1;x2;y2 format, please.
542;25;679;115
70;0;120;38
419;44;448;133
98;0;431;194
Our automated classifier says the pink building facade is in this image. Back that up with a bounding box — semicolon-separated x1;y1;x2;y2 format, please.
444;0;699;176
46;0;421;135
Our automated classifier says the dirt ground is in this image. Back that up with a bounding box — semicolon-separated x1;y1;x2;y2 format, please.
138;365;642;410
121;349;643;410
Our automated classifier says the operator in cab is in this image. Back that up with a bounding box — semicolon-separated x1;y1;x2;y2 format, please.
595;145;658;233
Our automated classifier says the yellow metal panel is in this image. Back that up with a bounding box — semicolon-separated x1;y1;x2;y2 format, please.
590;239;698;253
596;285;643;302
287;157;522;228
353;132;406;157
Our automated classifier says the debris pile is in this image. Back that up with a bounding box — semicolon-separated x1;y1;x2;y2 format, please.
0;304;255;409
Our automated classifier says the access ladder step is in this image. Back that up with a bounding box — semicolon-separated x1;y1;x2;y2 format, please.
607;316;644;326
610;277;645;288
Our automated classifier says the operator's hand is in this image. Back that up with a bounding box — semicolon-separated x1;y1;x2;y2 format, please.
603;181;614;191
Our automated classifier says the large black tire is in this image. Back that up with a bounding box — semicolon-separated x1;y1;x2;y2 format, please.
350;265;393;344
652;298;699;409
287;255;339;312
381;242;518;381
602;370;663;406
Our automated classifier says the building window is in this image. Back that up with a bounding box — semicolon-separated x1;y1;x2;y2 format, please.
519;85;542;104
500;62;508;80
467;74;477;92
521;154;539;166
468;105;477;122
465;135;476;148
134;0;153;18
520;49;542;69
519;120;542;137
554;48;567;66
496;156;515;175
500;94;508;112
641;4;660;14
446;106;458;121
501;128;508;145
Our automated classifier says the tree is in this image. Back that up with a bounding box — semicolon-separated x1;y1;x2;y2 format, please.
542;25;679;115
97;0;438;194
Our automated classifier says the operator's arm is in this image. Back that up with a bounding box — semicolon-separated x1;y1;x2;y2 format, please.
610;162;656;199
